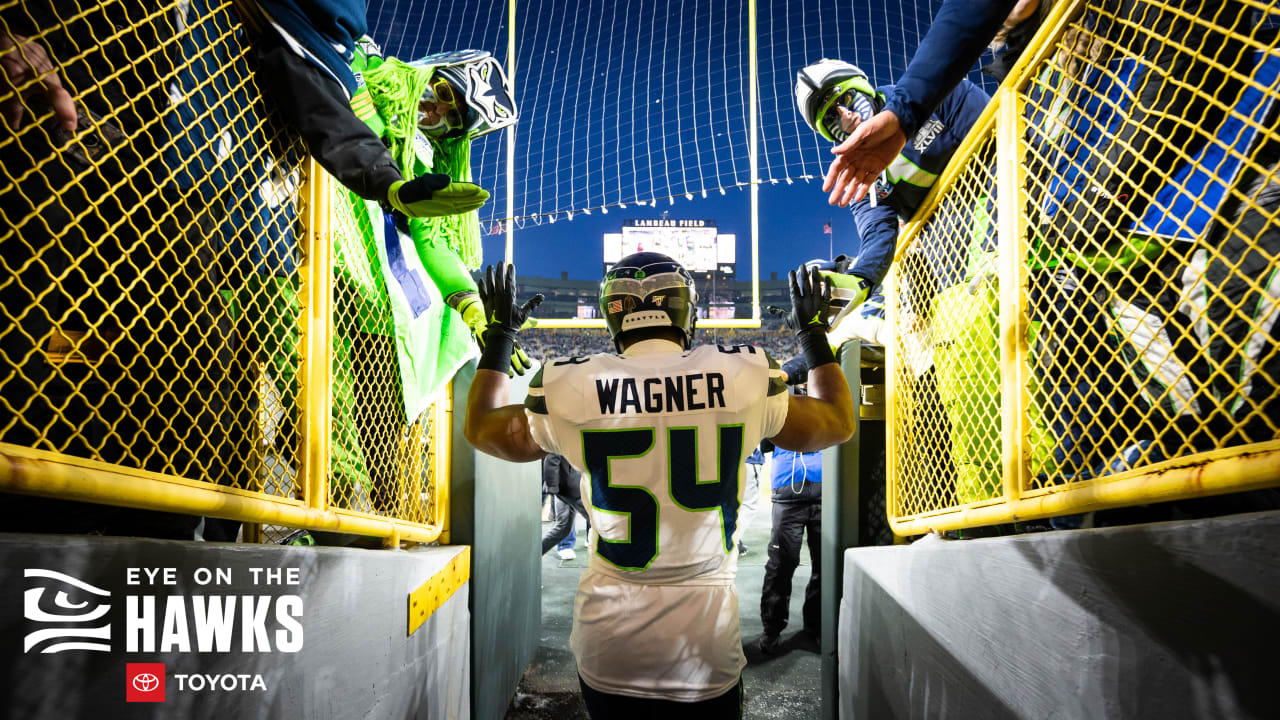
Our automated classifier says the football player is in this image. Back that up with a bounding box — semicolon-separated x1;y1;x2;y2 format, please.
464;254;855;717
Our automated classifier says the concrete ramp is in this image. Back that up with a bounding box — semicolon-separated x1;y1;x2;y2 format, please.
839;511;1280;720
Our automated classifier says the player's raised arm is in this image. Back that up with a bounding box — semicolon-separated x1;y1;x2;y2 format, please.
463;262;548;463
769;266;856;452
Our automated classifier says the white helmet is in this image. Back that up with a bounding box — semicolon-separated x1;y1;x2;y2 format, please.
795;59;881;143
410;50;519;139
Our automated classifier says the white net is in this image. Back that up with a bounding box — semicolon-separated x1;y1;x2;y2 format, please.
363;0;998;227
507;0;752;224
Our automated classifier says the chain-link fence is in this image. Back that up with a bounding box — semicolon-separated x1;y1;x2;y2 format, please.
888;0;1280;534
0;0;447;545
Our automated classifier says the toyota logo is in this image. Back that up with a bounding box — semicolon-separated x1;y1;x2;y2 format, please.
132;673;160;692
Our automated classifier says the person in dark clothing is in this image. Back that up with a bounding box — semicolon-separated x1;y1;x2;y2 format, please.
757;427;823;656
981;0;1047;84
0;0;261;541
821;0;1019;206
1020;0;1275;468
541;453;590;556
794;58;990;353
243;0;491;218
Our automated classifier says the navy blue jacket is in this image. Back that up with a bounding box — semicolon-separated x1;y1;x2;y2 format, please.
883;0;1015;138
256;0;367;94
849;79;990;286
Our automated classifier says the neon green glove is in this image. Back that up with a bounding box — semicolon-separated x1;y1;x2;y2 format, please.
816;272;870;354
509;342;534;375
388;173;489;218
448;290;485;331
447;290;535;376
820;271;870;330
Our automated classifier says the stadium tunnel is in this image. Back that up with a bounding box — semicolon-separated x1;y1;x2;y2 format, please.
2;0;1279;718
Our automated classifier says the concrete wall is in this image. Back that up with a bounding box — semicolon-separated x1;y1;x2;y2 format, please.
838;510;1280;720
449;362;542;720
0;535;469;720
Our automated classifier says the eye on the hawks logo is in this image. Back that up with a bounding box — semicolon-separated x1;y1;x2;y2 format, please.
23;569;111;653
126;663;166;702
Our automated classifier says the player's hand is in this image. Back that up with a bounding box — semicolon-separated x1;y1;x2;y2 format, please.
447;289;532;376
823;111;906;206
478;262;544;335
388;173;489;217
457;279;540;376
473;263;542;376
785;265;831;337
762;266;834;333
765;267;831;335
784;265;840;369
1;33;77;133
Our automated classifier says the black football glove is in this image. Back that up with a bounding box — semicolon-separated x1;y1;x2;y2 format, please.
475;262;543;374
783;265;836;370
448;290;534;376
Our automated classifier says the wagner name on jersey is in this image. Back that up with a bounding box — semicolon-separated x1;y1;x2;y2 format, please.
522;339;789;701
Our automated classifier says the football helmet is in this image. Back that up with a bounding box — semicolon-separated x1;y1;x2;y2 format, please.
409;49;519;139
600;252;698;351
795;58;881;143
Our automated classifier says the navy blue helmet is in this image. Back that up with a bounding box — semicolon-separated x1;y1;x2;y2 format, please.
599;252;698;351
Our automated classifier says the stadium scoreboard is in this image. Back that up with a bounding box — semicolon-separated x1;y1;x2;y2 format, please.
603;219;736;277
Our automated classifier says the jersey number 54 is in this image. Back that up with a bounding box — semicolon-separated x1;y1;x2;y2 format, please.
583;425;744;571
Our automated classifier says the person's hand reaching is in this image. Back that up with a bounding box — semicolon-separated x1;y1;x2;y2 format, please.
783;265;839;371
822;111;906;206
449;290;535;376
1;33;77;133
388;173;489;217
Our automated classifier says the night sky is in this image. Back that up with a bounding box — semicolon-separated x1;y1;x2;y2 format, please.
366;0;997;284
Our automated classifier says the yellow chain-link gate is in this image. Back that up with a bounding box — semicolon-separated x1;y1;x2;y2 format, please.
887;0;1280;535
0;0;447;545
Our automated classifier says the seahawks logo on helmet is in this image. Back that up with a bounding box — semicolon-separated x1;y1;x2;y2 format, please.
410;50;519;139
464;60;517;131
600;252;698;351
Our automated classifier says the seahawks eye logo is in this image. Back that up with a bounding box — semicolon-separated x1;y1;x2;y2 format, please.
466;60;517;125
23;569;112;654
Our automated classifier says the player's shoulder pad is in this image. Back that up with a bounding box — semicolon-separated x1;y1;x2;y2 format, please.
526;354;599;414
524;366;548;415
706;343;767;358
762;350;788;397
701;344;786;396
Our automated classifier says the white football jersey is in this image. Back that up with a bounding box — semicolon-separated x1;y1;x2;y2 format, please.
525;338;789;701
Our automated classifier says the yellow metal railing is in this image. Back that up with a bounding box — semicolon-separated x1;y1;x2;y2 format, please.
0;0;448;545
887;0;1280;535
